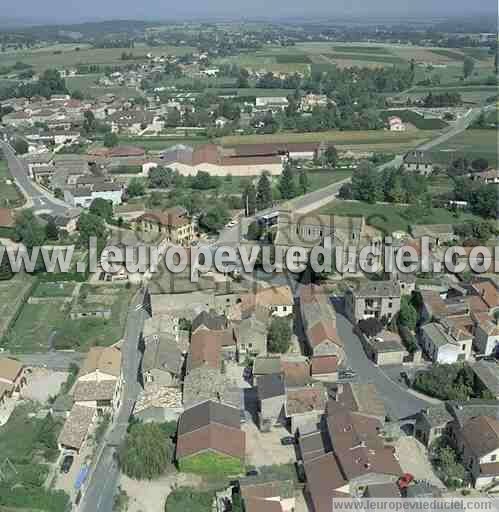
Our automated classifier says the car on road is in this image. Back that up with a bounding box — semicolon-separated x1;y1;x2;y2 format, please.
60;454;74;474
243;367;252;380
280;436;295;446
339;369;356;379
246;469;259;477
400;371;411;386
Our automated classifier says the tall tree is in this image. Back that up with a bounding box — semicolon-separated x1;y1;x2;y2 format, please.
89;198;113;222
299;169;309;195
463;57;475;79
0;246;13;280
279;163;297;200
243;182;257;216
256;173;272;211
267;317;292;354
103;132;118;148
323;145;338;167
45;217;59;241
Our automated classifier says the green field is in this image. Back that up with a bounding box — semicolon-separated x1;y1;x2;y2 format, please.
327;53;404;65
304;169;354;192
429;129;498;167
379;110;449;130
0;44;195;71
331;45;392;54
66;74;139;98
31;281;76;298
318;200;479;234
397;85;497;105
429;49;466;61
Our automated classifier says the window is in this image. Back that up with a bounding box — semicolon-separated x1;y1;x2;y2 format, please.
462;344;466;351
388;302;393;308
492;455;497;462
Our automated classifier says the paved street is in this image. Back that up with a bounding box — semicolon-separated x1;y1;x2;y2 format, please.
80;291;147;512
0;141;70;215
1;350;85;370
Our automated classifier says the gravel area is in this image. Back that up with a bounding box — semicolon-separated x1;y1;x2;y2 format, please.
22;368;68;403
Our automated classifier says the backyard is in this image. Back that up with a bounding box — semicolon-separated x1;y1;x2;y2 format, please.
0;160;24;208
318;200;479;234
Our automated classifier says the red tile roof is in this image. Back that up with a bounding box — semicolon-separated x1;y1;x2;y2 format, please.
311;356;338;375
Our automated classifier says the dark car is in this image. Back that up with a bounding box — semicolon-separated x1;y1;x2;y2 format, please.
281;436;295;446
60;454;74;474
243;367;252;380
400;371;411;386
246;469;259;477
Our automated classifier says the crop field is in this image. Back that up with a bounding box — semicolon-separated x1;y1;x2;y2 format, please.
0;44;195;71
429;129;498;166
0;273;34;342
317;200;479;235
394;85;498;105
331;45;392;54
219;129;431;153
66;74;140;98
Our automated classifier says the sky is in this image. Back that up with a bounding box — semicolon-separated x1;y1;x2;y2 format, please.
1;0;496;23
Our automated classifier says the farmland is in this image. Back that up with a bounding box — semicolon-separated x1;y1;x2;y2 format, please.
0;160;24;208
396;85;498;105
0;272;34;342
429;129;498;167
66;74;139;98
0;44;195;71
219;129;431;153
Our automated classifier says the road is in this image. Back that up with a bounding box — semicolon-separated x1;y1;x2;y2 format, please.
1;350;85;370
80;292;147;512
0;141;70;216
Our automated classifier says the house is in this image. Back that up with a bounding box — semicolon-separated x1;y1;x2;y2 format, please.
237;286;294;318
64;181;123;208
132;209;195;247
281;358;311;388
240;479;296;512
300;94;329;112
458;415;499;489
215;117;230;128
469;169;499;185
327;383;386;423
257;374;286;432
345;281;401;324
300;285;345;363
310;356;338;381
142;334;184;388
403;151;434;175
0;357;26;407
362;329;407;366
252;357;283;381
472;312;499;356
285;386;326;434
420;320;473;363
72;346;123;416
233;306;268;358
415;404;453;447
255;97;289;112
57;404;96;454
388;116;406;131
470;361;499;399
176;400;245;469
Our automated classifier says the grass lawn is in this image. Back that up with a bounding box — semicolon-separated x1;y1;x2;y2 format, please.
379;110;448;130
0;160;24;208
0;273;34;342
427;175;455;196
178;452;244;479
429;129;498;167
305;169;353;192
318;200;479;234
6;302;67;352
395;85;498;105
31;281;76;298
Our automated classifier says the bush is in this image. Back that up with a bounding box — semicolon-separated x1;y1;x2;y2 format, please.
267;317;292;354
165;487;215;512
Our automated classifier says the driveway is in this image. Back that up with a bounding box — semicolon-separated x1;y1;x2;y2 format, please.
22;368;68;403
395;436;445;489
243;421;296;467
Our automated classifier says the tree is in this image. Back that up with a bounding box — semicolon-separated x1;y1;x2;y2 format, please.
71;89;84;100
89;198;113;222
323;145;338;167
83;110;96;133
351;161;382;203
242;183;257;216
15;210;45;249
199;205;230;233
77;212;107;245
267;317;292;354
12;137;28;155
279;163;296;200
166;488;214;512
148;167;176;189
435;444;466;488
247;221;263;241
256;173;272;211
127;178;146;198
471;158;489;172
45;217;59;241
0;246;13;280
103;132;118;148
298;169;309;195
357;318;384;338
398;295;417;331
338;183;353;200
119;422;174;480
463;57;475;79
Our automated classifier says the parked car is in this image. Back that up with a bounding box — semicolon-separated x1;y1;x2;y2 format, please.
281;436;295;446
246;469;259;477
400;371;411;386
60;454;74;474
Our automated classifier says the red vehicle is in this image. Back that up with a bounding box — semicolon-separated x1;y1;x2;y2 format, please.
397;473;414;489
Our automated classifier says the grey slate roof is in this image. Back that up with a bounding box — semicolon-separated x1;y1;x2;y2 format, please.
420;404;453;428
353;280;400;298
471;361;499;396
421;322;454;348
257;374;285;401
142;334;183;376
178;400;241;436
